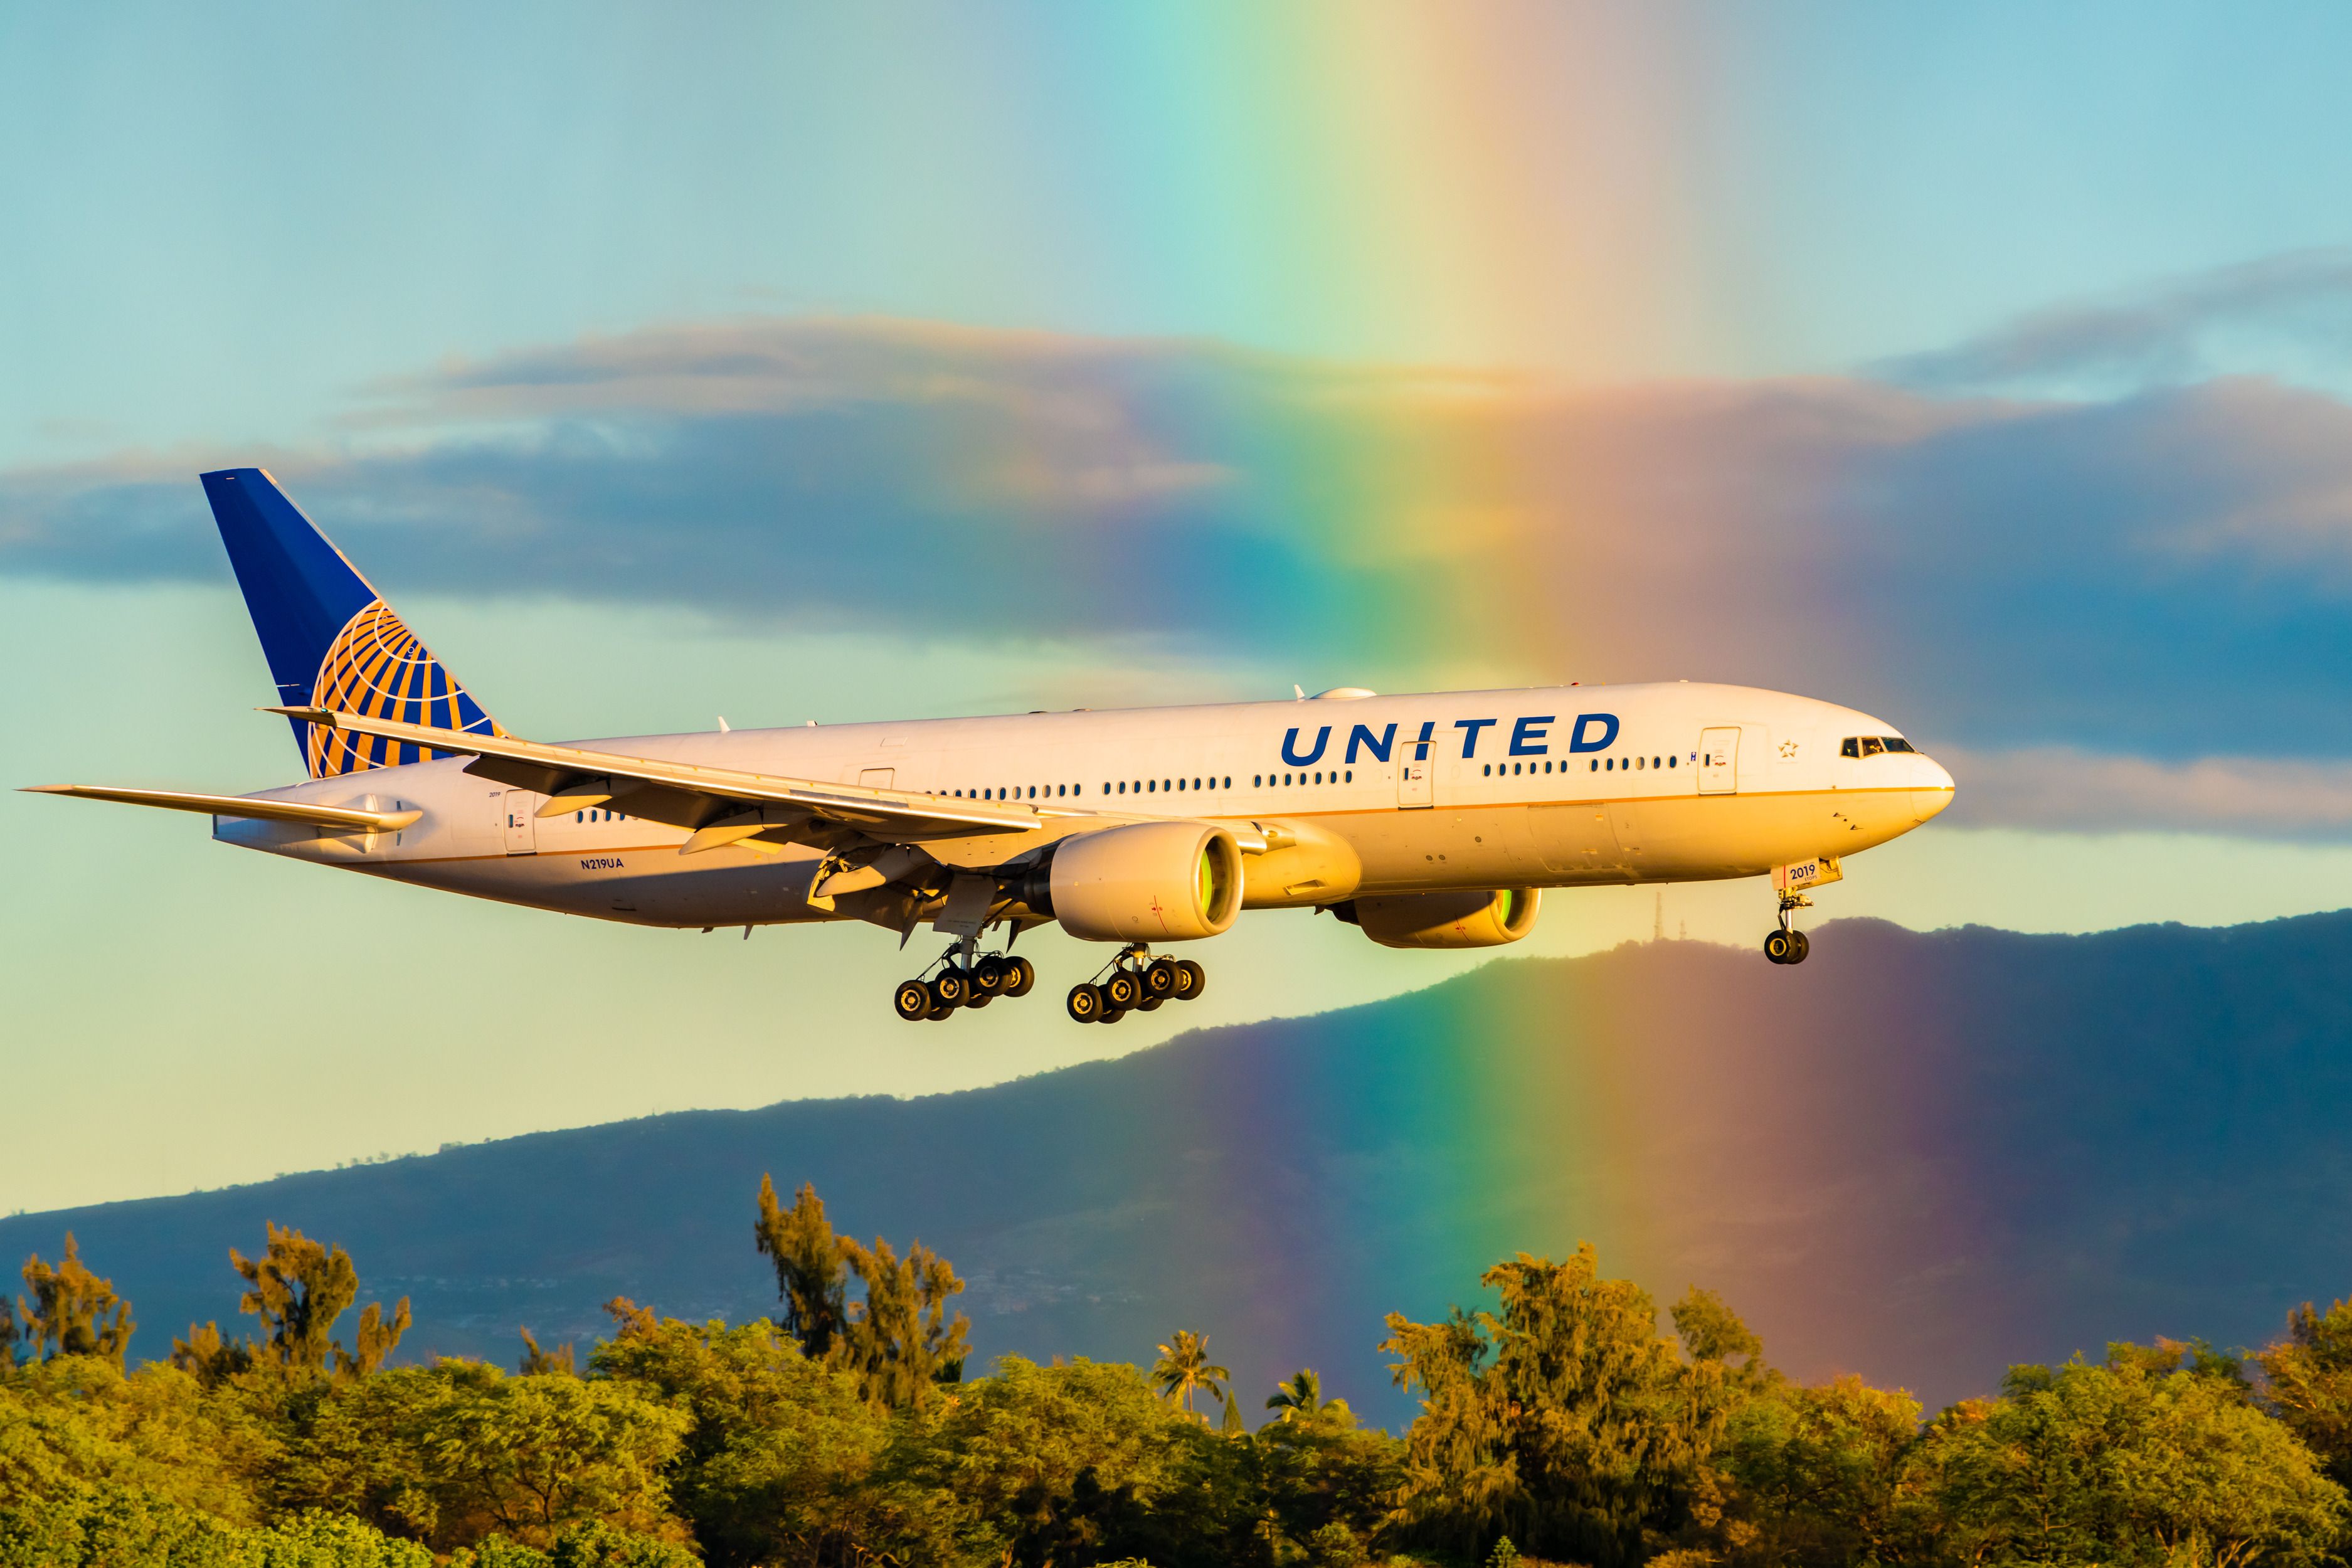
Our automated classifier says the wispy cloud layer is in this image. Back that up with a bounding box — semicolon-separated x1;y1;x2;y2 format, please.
6;317;2352;815
1881;249;2352;398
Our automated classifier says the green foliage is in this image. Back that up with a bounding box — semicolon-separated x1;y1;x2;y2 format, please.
228;1224;410;1379
750;1175;970;1412
1380;1245;1732;1567
518;1329;577;1377
590;1313;889;1566
3;1186;2348;1568
2255;1296;2352;1494
16;1234;134;1366
1914;1352;2348;1565
278;1360;691;1552
753;1177;847;1360
887;1355;1194;1566
0;1483;434;1567
1152;1330;1231;1419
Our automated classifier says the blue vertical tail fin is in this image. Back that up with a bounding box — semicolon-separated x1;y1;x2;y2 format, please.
200;469;500;778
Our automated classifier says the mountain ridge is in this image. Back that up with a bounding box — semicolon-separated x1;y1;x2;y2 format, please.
11;911;2351;1424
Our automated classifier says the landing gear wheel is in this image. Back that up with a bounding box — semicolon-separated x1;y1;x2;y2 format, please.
1173;960;1206;1000
929;973;965;1010
1143;958;1179;999
893;980;933;1021
965;990;993;1009
1788;930;1810;965
927;1004;954;1021
973;955;1006;993
1138;995;1164;1012
1066;983;1104;1023
1764;930;1796;965
1103;970;1141;1010
1002;956;1036;997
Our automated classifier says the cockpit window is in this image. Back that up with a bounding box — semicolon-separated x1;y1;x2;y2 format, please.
1882;736;1915;753
1860;736;1885;757
1840;737;1860;758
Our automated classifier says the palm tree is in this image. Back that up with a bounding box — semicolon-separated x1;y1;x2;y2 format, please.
1266;1366;1352;1424
1152;1328;1231;1417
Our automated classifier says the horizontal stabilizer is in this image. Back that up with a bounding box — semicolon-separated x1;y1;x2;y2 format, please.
22;784;423;832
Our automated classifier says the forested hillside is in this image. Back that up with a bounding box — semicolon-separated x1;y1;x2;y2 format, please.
10;913;2351;1424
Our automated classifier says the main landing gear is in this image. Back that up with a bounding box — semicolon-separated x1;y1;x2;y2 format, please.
1066;945;1207;1025
1764;893;1812;966
891;937;1037;1022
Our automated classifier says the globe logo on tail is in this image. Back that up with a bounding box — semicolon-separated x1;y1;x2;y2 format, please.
305;600;501;778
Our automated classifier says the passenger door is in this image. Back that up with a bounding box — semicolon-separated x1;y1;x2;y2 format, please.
1698;728;1739;795
501;790;538;854
1397;732;1433;809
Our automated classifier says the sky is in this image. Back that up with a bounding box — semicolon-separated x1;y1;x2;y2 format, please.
8;1;2352;1214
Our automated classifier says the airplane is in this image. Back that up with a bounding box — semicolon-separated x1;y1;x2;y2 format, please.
29;470;1956;1023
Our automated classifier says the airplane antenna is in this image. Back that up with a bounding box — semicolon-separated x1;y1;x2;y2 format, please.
718;716;731;733
1293;684;1305;701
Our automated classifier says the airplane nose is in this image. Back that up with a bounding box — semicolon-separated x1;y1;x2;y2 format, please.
1911;756;1956;823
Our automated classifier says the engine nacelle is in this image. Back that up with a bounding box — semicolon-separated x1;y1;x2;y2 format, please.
1333;887;1540;950
1023;821;1243;943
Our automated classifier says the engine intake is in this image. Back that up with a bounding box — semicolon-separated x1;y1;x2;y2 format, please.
1022;822;1243;943
1333;887;1540;949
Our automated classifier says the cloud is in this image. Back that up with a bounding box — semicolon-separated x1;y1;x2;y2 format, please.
6;317;2352;794
1942;748;2352;840
1881;248;2352;398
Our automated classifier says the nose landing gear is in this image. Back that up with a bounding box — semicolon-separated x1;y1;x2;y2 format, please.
1764;893;1812;966
891;936;1037;1021
1066;945;1209;1024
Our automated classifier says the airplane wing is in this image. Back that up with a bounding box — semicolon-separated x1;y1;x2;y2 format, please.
22;783;422;832
268;704;1067;851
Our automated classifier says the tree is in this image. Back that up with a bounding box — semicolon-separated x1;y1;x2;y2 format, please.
1380;1245;1734;1567
230;1221;408;1376
834;1233;969;1410
590;1311;893;1567
519;1328;577;1377
884;1356;1192;1567
0;1296;20;1372
16;1235;134;1365
753;1177;847;1360
1266;1367;1350;1426
1703;1373;1926;1565
166;1320;253;1386
2254;1296;2352;1493
1152;1330;1230;1419
1916;1352;2348;1565
1220;1385;1246;1438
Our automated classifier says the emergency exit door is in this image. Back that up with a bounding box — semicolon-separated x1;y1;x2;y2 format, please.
1698;728;1739;795
1397;733;1433;808
502;790;538;854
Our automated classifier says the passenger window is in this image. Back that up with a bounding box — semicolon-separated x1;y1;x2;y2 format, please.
1841;737;1860;758
1861;737;1885;757
1590;760;1597;771
1635;756;1644;770
1668;756;1676;768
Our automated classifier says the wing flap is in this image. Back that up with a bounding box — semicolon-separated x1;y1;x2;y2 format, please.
23;784;422;832
269;705;1061;843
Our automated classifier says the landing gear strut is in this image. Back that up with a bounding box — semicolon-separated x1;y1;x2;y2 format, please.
1764;893;1812;966
891;935;1037;1022
1066;945;1208;1024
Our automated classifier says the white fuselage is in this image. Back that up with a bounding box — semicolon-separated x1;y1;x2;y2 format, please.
214;681;1955;932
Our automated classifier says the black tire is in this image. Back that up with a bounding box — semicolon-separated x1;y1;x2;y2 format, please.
966;990;993;1009
1138;995;1164;1012
927;1005;954;1021
930;974;964;1010
1002;956;1037;998
974;956;1006;993
893;980;933;1022
1789;930;1811;965
1066;983;1103;1023
1174;959;1206;1000
1143;958;1179;998
1764;930;1794;965
1103;970;1141;1009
